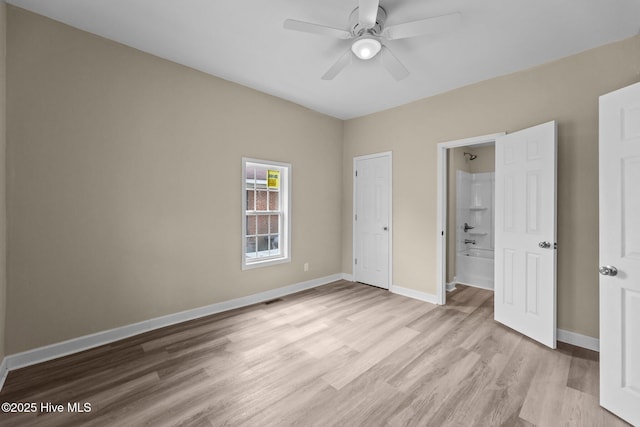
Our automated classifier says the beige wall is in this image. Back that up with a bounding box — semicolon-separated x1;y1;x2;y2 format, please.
446;145;495;283
0;2;6;362
6;7;343;354
343;35;640;338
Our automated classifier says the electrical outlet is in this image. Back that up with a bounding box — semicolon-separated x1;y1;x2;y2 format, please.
304;262;309;272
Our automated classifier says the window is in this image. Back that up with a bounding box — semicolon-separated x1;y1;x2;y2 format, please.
242;158;290;269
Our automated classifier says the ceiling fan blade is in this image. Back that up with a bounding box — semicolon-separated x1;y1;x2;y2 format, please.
358;0;380;29
380;46;409;81
383;12;461;40
283;19;352;39
321;50;352;80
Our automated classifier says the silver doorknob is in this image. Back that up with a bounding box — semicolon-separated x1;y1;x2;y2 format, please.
538;241;551;249
599;265;618;276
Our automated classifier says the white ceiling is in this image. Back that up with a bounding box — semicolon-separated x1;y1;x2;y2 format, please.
7;0;640;119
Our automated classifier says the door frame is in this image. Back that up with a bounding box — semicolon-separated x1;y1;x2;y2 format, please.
436;133;505;305
353;151;393;289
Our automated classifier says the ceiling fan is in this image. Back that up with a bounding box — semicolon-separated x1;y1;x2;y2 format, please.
283;0;461;81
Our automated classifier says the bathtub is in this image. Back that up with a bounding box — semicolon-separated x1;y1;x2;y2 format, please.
455;247;494;290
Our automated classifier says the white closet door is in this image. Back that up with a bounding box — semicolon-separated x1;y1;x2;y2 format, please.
354;153;391;289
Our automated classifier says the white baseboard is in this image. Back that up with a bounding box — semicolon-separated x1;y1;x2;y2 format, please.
341;273;354;282
0;357;8;391
446;281;457;292
455;280;494;291
390;285;438;304
2;273;344;376
557;328;599;352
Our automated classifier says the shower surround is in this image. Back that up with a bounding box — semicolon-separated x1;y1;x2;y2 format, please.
455;170;495;289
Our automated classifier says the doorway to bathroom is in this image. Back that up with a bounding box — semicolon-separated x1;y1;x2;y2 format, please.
435;123;558;349
435;133;503;305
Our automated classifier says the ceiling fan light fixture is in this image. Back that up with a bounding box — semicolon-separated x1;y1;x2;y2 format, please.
351;37;381;60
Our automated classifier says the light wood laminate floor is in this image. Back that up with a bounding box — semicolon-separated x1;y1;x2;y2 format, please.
0;281;629;426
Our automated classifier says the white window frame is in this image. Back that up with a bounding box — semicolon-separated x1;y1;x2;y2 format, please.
242;157;291;270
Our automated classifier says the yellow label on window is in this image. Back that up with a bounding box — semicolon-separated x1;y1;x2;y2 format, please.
268;170;280;189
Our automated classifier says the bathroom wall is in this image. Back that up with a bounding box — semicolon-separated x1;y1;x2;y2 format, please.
468;145;495;174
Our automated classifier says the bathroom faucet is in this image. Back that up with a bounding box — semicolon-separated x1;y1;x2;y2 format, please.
464;239;476;244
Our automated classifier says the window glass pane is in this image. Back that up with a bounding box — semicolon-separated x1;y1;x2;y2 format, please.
269;235;279;251
268;191;279;210
246;215;257;235
257;235;270;252
255;190;267;211
254;167;267;189
245;236;257;258
246;190;255;210
257;215;269;235
269;215;279;233
245;165;256;181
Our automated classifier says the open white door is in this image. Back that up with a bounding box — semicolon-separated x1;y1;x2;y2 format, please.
599;82;640;426
494;121;557;348
354;152;391;289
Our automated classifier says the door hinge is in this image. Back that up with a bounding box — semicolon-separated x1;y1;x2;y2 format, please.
355;214;357;221
355;170;358;177
441;230;444;236
355;258;357;265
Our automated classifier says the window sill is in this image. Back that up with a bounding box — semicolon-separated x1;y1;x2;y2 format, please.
242;257;291;271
